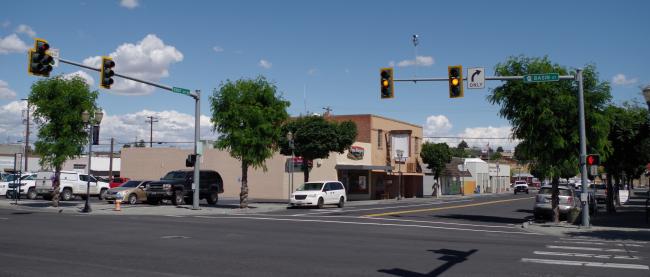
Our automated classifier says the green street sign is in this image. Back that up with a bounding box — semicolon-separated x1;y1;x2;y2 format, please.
172;86;191;95
523;73;559;83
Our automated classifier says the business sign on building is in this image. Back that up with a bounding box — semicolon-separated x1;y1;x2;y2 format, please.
347;146;365;160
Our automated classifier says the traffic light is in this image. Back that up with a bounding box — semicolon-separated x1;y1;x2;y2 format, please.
28;38;54;77
586;154;600;166
380;67;394;99
100;56;115;89
185;154;196;167
448;65;463;98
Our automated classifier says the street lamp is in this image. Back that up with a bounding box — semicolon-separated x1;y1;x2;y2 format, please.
287;131;295;201
81;110;103;213
396;149;403;200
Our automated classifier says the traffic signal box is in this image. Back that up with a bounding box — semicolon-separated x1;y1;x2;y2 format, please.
380;67;394;99
28;38;54;77
100;56;116;89
448;65;463;98
586;154;600;166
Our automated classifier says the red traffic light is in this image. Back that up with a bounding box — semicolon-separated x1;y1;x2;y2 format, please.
586;154;599;166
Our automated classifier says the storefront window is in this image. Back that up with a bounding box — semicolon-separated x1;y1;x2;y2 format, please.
344;171;369;194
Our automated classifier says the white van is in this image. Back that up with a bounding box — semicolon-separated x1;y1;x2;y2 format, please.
290;181;346;209
35;171;110;201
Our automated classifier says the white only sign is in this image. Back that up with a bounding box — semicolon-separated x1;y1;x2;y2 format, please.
49;48;60;68
467;67;484;89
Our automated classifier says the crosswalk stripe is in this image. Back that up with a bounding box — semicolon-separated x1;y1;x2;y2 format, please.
555;241;644;247
560;237;648;244
534;251;641;260
521;258;649;270
547;245;637;253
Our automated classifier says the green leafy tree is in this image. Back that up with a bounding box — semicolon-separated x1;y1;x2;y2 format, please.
490;152;502;161
457;140;469;150
135;139;146;148
29;76;99;207
420;142;452;183
210;76;290;208
496;146;504;153
279;115;357;182
488;56;611;223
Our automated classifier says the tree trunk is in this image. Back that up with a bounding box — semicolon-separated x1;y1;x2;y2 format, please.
240;162;249;209
551;177;560;223
52;166;61;207
303;159;310;183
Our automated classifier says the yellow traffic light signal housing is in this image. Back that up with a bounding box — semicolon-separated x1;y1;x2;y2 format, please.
100;56;115;89
586;154;600;166
448;65;463;98
380;67;394;99
28;38;54;77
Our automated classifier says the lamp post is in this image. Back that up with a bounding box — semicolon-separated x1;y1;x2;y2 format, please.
287;131;295;200
81;110;103;213
396;149;403;200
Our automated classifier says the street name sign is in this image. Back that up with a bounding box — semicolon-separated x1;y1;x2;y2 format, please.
467;67;485;89
523;73;559;83
172;86;191;95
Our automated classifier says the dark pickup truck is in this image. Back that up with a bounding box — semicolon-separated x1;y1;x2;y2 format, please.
146;170;224;206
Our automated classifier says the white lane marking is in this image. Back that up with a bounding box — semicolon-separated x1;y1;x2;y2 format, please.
554;241;643;247
163;215;185;218
360;216;519;229
292;199;472;216
546;245;637;253
0;217;8;220
534;251;641;260
193;216;541;235
560;237;649;244
521;258;649;270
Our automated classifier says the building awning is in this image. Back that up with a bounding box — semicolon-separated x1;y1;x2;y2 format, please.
336;164;392;171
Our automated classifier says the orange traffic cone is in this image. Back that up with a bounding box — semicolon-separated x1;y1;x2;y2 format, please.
114;194;122;211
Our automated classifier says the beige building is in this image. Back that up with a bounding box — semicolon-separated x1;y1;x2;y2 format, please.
120;114;424;201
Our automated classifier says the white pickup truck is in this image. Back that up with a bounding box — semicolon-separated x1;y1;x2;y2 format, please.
34;171;110;201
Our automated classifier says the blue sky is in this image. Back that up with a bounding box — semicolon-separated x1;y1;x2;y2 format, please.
1;0;648;150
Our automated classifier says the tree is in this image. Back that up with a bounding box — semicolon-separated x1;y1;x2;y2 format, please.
420;142;452;183
496;146;504;153
135;139;146;148
279;115;357;182
490;152;502;161
457;140;469;150
29;76;99;207
210;76;290;208
488;56;611;223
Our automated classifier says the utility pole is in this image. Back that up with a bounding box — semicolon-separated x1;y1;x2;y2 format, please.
108;137;114;183
322;106;332;117
145;116;159;147
21;98;29;172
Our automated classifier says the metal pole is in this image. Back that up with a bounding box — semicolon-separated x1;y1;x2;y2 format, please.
23;99;29;172
192;90;201;210
109;138;114;183
82;125;92;213
577;69;590;228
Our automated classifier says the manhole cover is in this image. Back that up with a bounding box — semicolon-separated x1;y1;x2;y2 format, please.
160;235;191;239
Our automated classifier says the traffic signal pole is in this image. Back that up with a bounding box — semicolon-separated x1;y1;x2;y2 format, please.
392;71;590;228
57;57;203;210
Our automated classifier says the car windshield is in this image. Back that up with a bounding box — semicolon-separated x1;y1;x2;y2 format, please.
2;175;19;182
120;181;141;188
539;187;572;196
162;172;187;180
297;182;324;191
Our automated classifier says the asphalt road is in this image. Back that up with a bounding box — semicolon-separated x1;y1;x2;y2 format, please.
0;193;647;277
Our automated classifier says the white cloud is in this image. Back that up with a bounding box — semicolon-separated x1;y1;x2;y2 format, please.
0;80;17;99
83;34;183;95
388;61;395;67
424;115;452;137
2;20;10;28
457;126;518;150
99;109;216;148
0;33;29;54
63;70;95;87
307;68;318;76
212;46;224;53
612;74;638;86
397;56;434;67
0;101;29;143
15;24;36;37
120;0;139;9
258;59;272;69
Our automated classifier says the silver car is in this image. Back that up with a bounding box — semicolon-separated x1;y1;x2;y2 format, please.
105;180;150;205
533;186;577;219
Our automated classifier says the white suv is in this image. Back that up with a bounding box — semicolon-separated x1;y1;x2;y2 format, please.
290;181;346;209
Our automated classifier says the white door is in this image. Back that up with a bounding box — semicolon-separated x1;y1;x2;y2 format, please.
325;182;338;204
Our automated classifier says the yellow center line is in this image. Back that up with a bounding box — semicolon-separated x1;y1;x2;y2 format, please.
364;197;535;217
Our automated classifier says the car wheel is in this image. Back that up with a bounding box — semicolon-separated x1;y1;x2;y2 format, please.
337;197;345;208
317;197;324;209
172;190;184;206
27;188;37;200
128;194;138;205
98;188;108;200
206;191;219;205
61;188;73;201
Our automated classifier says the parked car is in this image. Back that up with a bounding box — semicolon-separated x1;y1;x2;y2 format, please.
6;173;38;199
105;180;150;205
34;171;111;201
0;173;31;196
146;170;223;206
289;181;346;209
533;185;578;219
590;183;607;204
109;177;130;188
513;181;529;194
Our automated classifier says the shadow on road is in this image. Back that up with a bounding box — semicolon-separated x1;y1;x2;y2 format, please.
515;209;533;214
565;229;650;242
434;214;526;225
378;248;478;276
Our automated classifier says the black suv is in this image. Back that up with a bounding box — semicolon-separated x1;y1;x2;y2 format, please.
146;170;224;205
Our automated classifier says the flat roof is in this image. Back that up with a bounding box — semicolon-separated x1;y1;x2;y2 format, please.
328;114;422;129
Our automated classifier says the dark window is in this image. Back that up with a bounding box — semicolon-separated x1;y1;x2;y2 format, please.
324;183;333;191
378;129;383;149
